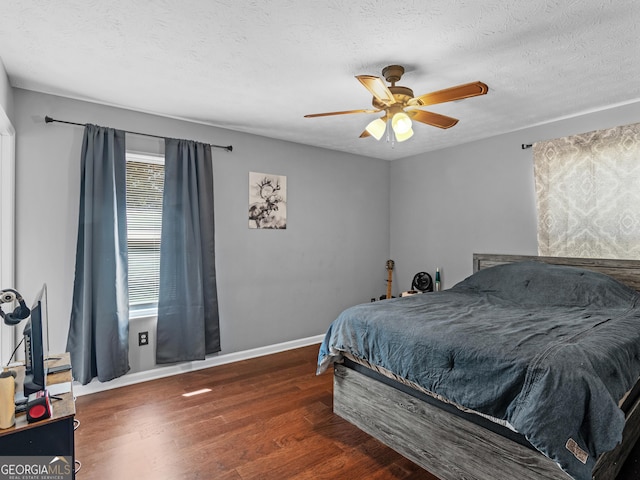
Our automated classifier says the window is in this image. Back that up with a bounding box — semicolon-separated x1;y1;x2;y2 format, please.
126;152;164;312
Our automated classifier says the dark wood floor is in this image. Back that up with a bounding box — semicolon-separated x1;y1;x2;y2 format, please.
75;344;640;479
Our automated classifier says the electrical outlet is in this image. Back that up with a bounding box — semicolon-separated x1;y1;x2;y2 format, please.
138;331;149;346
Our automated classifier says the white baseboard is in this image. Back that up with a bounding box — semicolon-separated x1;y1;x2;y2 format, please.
73;334;325;397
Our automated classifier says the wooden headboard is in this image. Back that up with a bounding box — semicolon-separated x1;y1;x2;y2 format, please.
473;253;640;292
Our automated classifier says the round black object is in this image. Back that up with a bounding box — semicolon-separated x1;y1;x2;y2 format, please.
412;272;433;292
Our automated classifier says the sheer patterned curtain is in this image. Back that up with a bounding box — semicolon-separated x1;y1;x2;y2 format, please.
156;138;220;364
533;122;640;259
67;124;130;384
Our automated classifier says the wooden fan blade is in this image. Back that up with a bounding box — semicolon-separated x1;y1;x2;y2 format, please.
408;110;459;129
356;75;396;106
359;130;371;138
409;81;488;107
304;108;379;118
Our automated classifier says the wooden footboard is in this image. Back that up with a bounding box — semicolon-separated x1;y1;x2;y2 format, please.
334;362;640;479
334;364;572;480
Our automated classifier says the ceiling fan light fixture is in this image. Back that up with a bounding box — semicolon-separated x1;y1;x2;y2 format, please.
391;111;412;135
394;127;414;142
365;118;387;140
305;65;489;145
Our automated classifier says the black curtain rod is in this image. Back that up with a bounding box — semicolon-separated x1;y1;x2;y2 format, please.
522;143;532;149
44;116;233;152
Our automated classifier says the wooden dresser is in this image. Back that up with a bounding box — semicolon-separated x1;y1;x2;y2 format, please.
0;353;76;478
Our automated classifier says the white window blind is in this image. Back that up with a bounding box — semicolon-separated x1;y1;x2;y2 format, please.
126;152;164;308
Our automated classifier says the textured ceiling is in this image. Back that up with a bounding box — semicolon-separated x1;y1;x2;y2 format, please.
1;0;639;160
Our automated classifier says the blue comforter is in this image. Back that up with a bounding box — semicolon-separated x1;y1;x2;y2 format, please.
317;261;640;480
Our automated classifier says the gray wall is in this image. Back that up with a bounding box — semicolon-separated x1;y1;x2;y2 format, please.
0;60;15;362
390;100;640;291
0;59;13;120
12;88;390;368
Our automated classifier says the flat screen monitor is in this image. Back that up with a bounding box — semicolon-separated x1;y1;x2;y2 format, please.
22;284;48;397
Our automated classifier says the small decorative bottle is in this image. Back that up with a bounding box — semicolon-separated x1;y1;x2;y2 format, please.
435;268;441;292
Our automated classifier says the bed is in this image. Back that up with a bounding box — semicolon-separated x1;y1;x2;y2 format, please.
317;254;640;480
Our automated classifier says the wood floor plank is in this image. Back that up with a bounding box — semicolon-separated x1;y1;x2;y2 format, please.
73;344;640;479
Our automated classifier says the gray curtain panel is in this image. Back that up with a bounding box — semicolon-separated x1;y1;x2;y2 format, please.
156;138;220;364
66;124;130;385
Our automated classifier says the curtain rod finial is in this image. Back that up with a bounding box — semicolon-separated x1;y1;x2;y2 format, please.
522;143;532;149
45;115;53;123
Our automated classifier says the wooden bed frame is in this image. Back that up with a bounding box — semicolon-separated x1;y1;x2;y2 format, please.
333;254;640;480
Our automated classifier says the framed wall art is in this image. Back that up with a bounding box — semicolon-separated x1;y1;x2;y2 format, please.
248;172;287;229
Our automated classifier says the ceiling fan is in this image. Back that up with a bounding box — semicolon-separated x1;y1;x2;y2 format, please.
304;65;488;142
